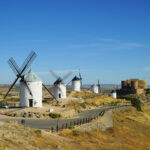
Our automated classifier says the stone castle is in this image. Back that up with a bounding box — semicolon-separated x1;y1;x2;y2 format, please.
117;79;147;95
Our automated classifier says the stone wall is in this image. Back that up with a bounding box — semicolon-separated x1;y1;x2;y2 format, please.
118;79;147;95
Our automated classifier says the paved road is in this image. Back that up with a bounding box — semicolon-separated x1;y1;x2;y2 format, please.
0;105;131;130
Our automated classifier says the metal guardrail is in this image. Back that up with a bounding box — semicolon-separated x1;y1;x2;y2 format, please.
47;104;132;132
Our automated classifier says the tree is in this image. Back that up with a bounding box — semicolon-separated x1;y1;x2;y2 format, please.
131;98;142;111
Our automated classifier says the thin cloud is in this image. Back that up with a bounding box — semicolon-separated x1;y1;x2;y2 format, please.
67;39;142;50
112;42;141;50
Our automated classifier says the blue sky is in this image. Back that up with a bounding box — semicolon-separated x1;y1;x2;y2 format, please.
0;0;150;84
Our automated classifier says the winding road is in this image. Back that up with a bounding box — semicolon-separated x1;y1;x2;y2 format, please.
0;105;131;130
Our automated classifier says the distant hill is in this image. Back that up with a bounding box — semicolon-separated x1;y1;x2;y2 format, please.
83;84;121;88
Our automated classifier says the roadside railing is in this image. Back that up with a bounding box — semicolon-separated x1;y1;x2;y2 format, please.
20;104;131;132
49;104;131;132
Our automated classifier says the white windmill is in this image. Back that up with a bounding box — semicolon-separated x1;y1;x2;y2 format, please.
91;80;101;94
71;76;81;92
111;90;117;99
4;51;43;107
20;69;42;107
50;71;72;99
71;70;82;92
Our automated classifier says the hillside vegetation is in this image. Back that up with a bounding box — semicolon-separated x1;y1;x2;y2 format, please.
67;91;130;111
0;104;150;150
60;104;150;150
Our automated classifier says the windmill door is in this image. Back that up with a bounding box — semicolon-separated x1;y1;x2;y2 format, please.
29;99;33;107
59;93;61;98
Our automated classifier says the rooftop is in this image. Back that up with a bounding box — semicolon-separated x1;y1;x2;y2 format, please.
72;76;80;81
24;69;41;82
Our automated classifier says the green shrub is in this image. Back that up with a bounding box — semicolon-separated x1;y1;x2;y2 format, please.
49;113;61;118
110;101;119;106
91;102;97;106
80;103;86;108
0;100;8;107
77;110;81;113
72;130;80;136
131;98;142;111
146;89;150;94
35;129;42;136
68;126;75;129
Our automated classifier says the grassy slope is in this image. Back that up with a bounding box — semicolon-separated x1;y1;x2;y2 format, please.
60;104;150;150
0;121;76;150
67;91;130;111
0;104;150;150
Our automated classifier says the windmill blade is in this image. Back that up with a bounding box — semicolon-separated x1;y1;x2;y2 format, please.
50;70;59;79
4;76;20;99
22;79;33;96
79;69;82;87
98;80;101;93
8;57;20;76
79;69;82;79
98;80;100;85
19;51;37;75
42;84;56;100
62;71;72;81
66;80;72;85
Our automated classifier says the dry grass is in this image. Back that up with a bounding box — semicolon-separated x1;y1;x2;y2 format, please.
67;91;130;111
126;105;150;126
0;121;77;150
0;105;150;150
60;105;150;150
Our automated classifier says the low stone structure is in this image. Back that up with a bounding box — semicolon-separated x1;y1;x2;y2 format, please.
117;79;147;95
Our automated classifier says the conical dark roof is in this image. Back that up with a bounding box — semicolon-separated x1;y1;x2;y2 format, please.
54;77;64;85
72;76;80;81
111;90;116;93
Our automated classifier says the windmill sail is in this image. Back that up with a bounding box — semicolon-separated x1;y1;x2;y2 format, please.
4;51;37;99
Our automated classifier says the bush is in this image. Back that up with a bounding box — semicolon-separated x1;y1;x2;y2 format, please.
35;129;42;136
0;100;8;107
49;113;61;118
131;98;142;111
91;102;97;106
68;126;75;129
77;110;81;113
146;89;150;94
80;103;86;109
110;101;119;106
72;130;80;136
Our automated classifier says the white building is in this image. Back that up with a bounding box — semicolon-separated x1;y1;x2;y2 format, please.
54;78;66;99
111;90;117;99
20;69;42;107
72;76;81;92
91;84;99;93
